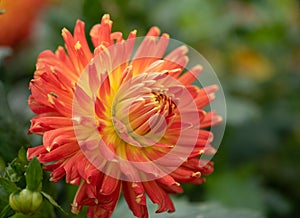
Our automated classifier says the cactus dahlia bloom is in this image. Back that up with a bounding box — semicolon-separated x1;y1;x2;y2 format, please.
27;14;222;218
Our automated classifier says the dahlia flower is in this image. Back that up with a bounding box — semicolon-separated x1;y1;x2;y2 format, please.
28;14;223;218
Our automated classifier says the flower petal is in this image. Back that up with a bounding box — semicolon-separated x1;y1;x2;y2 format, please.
143;181;175;213
122;181;148;218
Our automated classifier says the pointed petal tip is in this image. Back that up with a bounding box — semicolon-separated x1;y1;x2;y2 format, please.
162;33;170;38
178;45;189;54
147;26;161;36
193;64;204;73
192;171;201;178
102;13;110;20
75;19;84;26
216;115;223;124
130;29;137;35
101;14;112;25
61;27;69;36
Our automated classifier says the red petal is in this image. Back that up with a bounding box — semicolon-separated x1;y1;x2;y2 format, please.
27;145;47;160
170;167;204;184
179;65;203;85
157;176;183;194
29;116;72;134
201;111;222;128
122;181;148;218
143;181;175;213
85;181;121;217
42;127;75;151
38;142;79;163
90;14;113;47
100;174;120;195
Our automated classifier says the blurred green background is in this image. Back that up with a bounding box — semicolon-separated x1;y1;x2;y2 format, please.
0;0;300;217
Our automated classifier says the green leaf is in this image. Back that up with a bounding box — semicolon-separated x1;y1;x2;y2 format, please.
33;197;56;218
17;148;27;165
9;213;32;218
0;157;5;175
5;165;18;183
0;204;14;218
25;158;42;192
0;178;20;193
41;192;68;215
5;161;24;184
0;187;9;208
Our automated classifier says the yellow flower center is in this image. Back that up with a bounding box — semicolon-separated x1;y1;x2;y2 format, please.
112;87;177;148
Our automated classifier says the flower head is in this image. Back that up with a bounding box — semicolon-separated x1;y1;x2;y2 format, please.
28;14;223;218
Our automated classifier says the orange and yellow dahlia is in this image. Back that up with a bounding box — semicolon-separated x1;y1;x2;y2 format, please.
28;14;223;218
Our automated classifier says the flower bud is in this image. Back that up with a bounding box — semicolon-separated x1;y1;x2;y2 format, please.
9;189;43;215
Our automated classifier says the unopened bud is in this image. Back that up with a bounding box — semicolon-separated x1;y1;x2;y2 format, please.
9;189;43;215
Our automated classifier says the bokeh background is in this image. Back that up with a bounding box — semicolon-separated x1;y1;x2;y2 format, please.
0;0;299;217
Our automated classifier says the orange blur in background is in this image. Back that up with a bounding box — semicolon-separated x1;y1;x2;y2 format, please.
0;0;47;47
